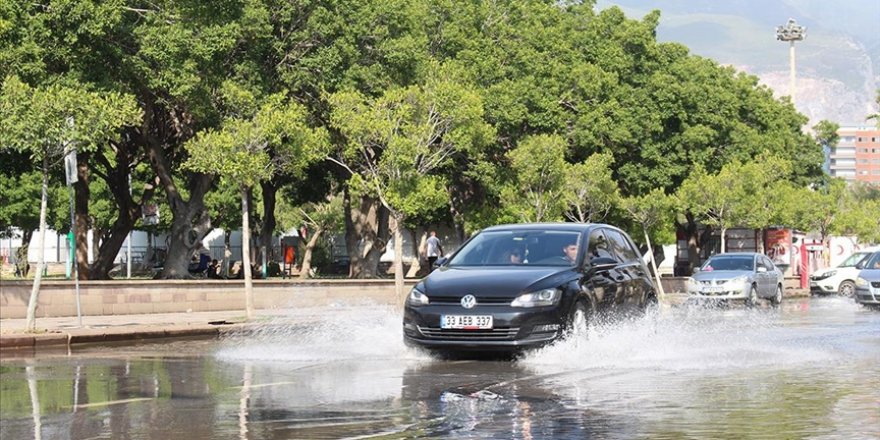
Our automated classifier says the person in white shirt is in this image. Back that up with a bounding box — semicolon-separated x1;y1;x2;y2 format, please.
425;231;444;269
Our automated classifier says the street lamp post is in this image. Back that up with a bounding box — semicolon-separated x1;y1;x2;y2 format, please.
775;18;807;104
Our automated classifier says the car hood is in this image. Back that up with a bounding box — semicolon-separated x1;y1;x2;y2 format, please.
692;270;753;281
859;269;880;281
423;266;576;298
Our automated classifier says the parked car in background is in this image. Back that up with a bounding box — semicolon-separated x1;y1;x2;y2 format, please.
854;251;880;307
687;252;784;306
402;223;657;354
810;247;878;297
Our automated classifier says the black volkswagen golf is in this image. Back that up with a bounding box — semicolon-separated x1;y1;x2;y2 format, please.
403;223;657;353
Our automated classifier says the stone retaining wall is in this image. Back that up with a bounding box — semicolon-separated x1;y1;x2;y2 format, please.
0;276;806;319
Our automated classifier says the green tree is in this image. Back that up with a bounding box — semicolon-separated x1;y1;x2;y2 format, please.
184;96;329;318
0;76;140;330
501;134;569;223
329;71;492;300
621;188;676;299
294;193;344;279
563;152;619;223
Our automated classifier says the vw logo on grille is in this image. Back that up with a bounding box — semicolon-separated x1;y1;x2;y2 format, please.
461;294;477;309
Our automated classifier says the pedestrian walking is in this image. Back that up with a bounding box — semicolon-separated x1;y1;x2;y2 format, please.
426;231;444;269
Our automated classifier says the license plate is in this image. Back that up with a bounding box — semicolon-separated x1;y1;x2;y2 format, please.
441;315;493;329
702;286;723;293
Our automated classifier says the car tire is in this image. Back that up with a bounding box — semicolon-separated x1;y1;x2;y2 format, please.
569;300;590;338
770;284;783;306
838;281;855;297
746;285;759;308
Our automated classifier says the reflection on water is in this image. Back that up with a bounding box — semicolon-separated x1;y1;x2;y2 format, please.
1;298;878;439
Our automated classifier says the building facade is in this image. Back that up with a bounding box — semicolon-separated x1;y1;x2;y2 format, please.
829;126;880;183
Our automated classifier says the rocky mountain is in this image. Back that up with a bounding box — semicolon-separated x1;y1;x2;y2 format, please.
596;0;880;126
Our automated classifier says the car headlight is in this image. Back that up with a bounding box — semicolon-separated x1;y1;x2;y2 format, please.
725;275;749;287
407;286;429;306
856;277;868;287
511;288;561;308
687;277;697;287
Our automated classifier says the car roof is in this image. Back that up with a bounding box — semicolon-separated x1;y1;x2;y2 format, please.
481;222;608;233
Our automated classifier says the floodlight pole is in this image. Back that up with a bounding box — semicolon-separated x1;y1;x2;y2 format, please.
776;18;806;104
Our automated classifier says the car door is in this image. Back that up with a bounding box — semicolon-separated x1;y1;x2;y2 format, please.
584;228;623;312
762;255;780;295
755;255;771;297
605;229;647;311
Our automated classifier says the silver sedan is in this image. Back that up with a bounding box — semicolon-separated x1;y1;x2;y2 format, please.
687;252;784;306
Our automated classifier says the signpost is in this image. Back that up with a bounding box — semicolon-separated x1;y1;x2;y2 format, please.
64;146;83;327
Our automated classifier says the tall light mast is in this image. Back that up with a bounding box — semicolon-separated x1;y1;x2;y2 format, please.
776;18;807;104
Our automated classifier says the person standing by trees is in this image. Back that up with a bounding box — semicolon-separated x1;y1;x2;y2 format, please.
426;231;444;269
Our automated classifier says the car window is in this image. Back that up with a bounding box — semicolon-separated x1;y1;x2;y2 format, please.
587;229;614;260
605;229;639;263
866;252;880;269
839;252;869;267
761;256;776;270
702;256;754;271
447;230;582;267
756;256;768;270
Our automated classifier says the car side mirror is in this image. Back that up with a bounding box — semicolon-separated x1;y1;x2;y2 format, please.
692;267;701;273
757;267;767;273
589;256;618;274
434;256;448;267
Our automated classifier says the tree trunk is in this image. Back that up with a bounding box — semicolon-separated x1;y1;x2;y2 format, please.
392;216;405;303
241;187;255;319
74;153;90;280
259;181;278;276
25;155;49;332
299;226;324;279
405;228;425;278
90;142;157;280
720;226;727;253
147;136;213;279
344;187;388;278
643;227;665;300
224;230;232;278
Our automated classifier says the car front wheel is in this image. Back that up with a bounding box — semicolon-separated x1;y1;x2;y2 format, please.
838;281;855;297
771;284;783;306
568;300;590;338
746;285;759;308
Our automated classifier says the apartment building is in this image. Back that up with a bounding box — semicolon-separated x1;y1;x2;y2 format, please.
829;126;880;184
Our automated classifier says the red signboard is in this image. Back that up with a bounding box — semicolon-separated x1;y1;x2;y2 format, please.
765;228;792;266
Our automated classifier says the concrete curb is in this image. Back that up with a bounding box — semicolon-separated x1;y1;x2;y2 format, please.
0;324;255;350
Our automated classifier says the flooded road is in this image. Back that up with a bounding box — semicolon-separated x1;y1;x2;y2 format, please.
2;297;878;439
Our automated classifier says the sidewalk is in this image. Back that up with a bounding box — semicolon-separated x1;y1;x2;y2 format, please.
0;310;287;352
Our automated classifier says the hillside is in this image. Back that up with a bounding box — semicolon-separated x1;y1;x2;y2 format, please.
596;0;880;126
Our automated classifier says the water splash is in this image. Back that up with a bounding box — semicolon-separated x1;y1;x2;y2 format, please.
216;303;428;363
521;306;837;372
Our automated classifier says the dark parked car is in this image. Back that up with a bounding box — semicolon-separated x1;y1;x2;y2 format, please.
854;251;880;307
402;223;657;353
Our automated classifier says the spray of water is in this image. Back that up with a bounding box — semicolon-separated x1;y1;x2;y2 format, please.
521;305;837;372
215;302;429;363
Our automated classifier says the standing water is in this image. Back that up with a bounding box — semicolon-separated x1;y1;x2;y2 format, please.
1;297;878;439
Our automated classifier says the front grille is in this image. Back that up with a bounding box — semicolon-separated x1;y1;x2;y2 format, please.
428;296;513;305
699;280;728;286
418;326;520;341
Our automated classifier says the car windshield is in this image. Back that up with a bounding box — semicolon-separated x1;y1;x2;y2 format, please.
865;252;880;270
447;230;582;267
839;252;869;267
701;256;754;272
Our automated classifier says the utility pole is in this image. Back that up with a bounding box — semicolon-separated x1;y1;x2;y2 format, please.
775;18;807;104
